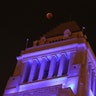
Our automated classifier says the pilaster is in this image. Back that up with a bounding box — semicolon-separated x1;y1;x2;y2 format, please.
38;57;48;80
48;55;57;78
57;54;67;76
28;59;38;82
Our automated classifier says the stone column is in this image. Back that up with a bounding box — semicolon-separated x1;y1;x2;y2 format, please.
20;61;28;83
57;54;66;76
94;75;96;96
88;64;92;96
48;55;57;78
28;59;38;82
38;57;48;80
92;70;96;96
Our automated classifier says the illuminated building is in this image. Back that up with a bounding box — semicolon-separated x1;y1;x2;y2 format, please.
3;21;96;96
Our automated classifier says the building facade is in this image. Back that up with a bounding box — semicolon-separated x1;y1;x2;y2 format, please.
3;21;96;96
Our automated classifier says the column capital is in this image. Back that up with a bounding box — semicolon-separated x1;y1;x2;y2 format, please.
38;56;49;64
51;54;58;60
42;56;49;61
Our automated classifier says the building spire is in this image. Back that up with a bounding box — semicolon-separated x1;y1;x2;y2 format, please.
25;38;29;49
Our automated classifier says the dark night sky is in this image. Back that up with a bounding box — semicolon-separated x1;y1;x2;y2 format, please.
0;0;96;95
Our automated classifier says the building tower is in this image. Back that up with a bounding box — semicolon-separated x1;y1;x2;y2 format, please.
3;21;96;96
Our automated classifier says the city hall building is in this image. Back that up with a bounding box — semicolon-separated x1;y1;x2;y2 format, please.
3;21;96;96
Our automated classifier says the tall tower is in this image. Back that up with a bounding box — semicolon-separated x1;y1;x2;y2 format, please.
3;21;96;96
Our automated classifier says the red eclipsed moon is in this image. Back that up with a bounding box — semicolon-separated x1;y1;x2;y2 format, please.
46;12;53;19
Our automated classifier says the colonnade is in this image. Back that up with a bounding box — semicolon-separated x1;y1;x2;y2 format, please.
21;54;69;83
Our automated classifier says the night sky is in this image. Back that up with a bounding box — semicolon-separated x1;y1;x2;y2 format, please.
0;1;96;95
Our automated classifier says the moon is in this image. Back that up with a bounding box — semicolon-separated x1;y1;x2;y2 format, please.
46;12;53;19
